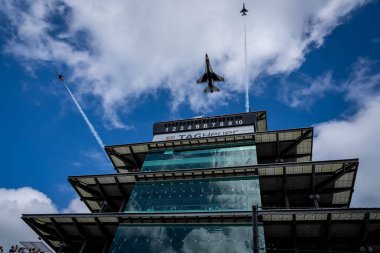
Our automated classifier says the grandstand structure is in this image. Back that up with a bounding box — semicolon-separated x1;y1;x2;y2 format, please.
22;111;380;252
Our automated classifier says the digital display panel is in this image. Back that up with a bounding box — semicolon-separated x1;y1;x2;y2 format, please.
153;112;257;135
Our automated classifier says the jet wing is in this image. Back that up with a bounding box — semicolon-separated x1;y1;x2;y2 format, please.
211;72;224;82
196;73;208;84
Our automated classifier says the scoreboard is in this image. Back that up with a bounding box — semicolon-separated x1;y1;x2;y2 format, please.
152;112;257;141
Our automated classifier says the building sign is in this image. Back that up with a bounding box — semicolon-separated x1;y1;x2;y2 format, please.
153;112;257;135
153;125;255;141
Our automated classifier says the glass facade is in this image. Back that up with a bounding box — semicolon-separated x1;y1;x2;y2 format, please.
109;142;266;252
108;224;266;253
125;176;261;212
142;143;257;172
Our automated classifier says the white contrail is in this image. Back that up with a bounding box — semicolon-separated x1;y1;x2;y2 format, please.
244;16;250;112
62;80;108;158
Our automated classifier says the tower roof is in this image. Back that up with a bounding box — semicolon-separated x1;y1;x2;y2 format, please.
105;127;313;173
22;208;380;253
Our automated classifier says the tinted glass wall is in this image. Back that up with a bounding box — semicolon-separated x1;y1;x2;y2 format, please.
125;176;261;212
108;224;266;253
142;143;257;172
109;141;265;252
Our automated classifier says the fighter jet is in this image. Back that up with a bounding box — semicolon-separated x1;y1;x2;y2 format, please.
196;54;224;93
240;3;248;16
57;71;64;81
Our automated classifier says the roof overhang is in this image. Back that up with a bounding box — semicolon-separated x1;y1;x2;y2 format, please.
69;159;357;213
22;208;380;253
105;127;313;173
261;208;380;252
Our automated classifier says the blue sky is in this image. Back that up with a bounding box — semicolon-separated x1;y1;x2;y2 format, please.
1;0;380;248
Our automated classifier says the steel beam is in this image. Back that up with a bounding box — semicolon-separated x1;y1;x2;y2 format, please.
73;180;103;200
79;240;87;253
72;217;88;240
108;148;138;168
283;167;290;208
276;129;312;160
292;214;297;251
315;162;357;192
94;217;111;240
51;218;68;242
95;178;118;211
128;146;142;168
252;205;259;253
114;176;128;200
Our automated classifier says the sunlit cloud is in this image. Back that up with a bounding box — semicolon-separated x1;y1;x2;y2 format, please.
0;0;367;128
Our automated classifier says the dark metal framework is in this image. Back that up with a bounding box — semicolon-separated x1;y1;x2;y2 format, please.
69;159;358;213
22;208;380;253
252;205;259;253
105;127;313;173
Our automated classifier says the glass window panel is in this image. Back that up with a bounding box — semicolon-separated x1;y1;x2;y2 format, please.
108;225;266;253
141;143;257;172
124;176;261;212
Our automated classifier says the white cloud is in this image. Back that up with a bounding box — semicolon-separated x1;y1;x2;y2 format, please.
71;149;110;169
343;58;380;106
0;187;88;251
0;187;57;250
280;58;380;109
0;0;367;128
314;59;380;207
314;97;380;207
280;72;337;108
62;197;89;213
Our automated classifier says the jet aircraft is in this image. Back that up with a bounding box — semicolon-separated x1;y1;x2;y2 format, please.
240;3;248;16
57;71;64;81
196;54;224;93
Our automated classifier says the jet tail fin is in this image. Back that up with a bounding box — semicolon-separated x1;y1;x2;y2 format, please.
203;86;220;93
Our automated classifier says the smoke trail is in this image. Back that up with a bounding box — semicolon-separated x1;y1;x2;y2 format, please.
244;17;250;112
62;80;108;158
